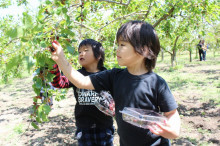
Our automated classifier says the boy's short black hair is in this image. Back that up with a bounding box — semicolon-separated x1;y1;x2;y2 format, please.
78;39;105;70
116;20;160;71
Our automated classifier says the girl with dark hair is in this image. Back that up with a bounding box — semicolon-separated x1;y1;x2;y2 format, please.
50;21;180;146
50;39;114;146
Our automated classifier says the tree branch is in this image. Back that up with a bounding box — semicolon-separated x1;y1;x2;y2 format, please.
92;0;131;5
153;6;175;28
73;21;98;33
173;35;180;51
4;38;20;47
144;1;154;19
160;45;172;55
98;11;147;32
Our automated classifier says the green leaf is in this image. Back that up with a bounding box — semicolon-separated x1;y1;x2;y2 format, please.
56;7;62;15
40;42;47;48
33;97;37;102
17;26;23;37
45;58;55;66
25;56;35;73
184;2;188;6
21;38;28;42
67;45;75;54
46;0;52;5
36;53;46;66
65;15;70;25
75;15;81;21
34;24;44;32
36;117;41;123
32;84;41;95
46;73;55;82
23;13;33;29
6;55;22;71
42;113;47;121
35;78;43;89
42;112;49;122
31;122;39;129
6;28;17;38
62;7;67;13
37;14;44;22
43;105;51;115
67;29;75;37
38;104;43;115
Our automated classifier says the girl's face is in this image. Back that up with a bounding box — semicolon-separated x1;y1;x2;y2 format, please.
78;45;99;69
116;40;145;67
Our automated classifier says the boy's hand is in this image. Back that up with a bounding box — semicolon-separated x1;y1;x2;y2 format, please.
148;109;180;139
50;40;65;63
148;120;177;139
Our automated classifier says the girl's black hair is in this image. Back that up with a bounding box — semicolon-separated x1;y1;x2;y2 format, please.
116;20;160;71
78;39;105;70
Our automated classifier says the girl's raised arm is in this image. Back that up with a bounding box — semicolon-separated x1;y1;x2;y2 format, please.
51;41;94;90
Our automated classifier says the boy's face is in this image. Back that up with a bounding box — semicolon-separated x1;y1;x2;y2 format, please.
117;39;145;67
78;45;99;69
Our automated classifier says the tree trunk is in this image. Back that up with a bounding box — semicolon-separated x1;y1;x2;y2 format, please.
214;39;219;57
4;63;8;83
171;36;179;67
171;53;174;67
171;49;177;67
161;48;164;61
195;45;198;58
189;49;192;62
174;50;177;65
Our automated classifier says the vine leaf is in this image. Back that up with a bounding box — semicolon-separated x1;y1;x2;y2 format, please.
31;122;39;129
6;55;22;71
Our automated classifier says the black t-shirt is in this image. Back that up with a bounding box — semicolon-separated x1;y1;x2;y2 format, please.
90;68;178;146
69;67;113;129
198;44;203;50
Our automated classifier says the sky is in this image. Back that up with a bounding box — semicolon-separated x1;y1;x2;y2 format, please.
0;0;41;20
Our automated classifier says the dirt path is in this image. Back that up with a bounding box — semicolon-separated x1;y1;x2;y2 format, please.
0;76;120;146
0;58;219;146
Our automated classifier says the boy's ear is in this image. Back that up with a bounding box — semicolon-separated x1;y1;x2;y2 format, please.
142;46;149;58
143;46;156;59
97;55;101;60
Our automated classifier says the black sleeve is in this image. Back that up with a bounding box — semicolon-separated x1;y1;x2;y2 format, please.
89;69;114;93
157;79;178;112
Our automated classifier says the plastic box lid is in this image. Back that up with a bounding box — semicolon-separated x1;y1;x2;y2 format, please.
119;107;167;129
94;91;115;117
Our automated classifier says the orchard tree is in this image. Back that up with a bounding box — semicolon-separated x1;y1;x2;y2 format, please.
0;0;219;129
158;0;219;66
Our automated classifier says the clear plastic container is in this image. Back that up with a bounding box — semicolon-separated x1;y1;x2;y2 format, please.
94;91;115;117
119;107;167;129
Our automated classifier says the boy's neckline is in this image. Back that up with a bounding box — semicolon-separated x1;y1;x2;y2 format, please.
124;68;152;80
81;67;106;73
126;67;149;75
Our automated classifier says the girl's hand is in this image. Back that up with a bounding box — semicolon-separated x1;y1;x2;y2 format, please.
50;40;65;63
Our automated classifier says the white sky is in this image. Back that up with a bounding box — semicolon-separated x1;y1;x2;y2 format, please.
0;0;41;19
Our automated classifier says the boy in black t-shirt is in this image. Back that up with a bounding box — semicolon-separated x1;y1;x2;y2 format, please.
50;39;114;146
50;21;181;146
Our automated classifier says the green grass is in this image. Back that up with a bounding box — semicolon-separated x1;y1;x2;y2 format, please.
13;123;25;134
156;49;220;105
185;137;198;145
